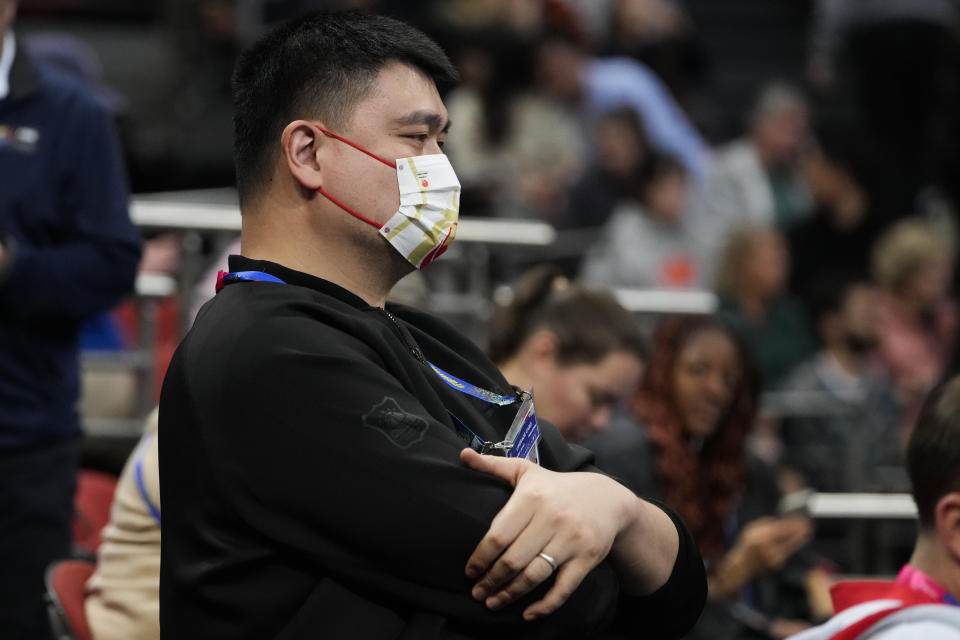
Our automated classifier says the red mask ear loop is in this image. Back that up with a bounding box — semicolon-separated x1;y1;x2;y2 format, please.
314;125;397;169
311;124;395;229
315;187;384;229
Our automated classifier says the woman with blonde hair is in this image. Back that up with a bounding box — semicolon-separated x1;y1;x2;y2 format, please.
873;217;957;428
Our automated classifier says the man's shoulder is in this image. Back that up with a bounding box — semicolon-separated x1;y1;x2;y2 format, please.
186;284;383;367
26;61;107;115
790;601;960;640
165;285;393;427
790;577;960;640
869;606;960;638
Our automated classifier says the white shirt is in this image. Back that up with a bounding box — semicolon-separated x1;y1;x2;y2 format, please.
0;30;15;101
790;601;960;639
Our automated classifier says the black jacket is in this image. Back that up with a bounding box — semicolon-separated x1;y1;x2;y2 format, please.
159;255;705;639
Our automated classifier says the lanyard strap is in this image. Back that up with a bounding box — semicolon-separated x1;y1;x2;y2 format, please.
896;564;959;606
216;270;286;293
428;363;516;406
447;410;487;452
216;270;518;409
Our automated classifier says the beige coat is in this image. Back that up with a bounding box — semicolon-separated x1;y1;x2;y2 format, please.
86;409;161;640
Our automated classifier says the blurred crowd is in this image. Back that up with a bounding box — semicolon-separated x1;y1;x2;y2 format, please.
9;1;960;639
75;0;956;491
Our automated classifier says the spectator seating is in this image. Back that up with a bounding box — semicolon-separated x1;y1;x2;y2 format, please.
72;469;118;556
45;559;96;640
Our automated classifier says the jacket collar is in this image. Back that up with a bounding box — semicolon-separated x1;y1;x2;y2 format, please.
226;255;372;310
831;580;942;613
5;31;43;103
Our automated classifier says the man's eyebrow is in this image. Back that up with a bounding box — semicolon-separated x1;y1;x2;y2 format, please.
395;110;449;132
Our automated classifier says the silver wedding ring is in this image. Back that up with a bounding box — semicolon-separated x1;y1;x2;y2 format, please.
537;552;557;573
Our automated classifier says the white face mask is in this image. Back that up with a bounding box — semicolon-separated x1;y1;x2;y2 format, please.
314;126;461;270
381;154;460;269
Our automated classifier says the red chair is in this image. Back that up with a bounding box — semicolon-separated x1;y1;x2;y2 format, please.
45;559;96;640
72;469;118;555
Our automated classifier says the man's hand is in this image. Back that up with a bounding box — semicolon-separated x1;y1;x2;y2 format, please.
460;448;642;621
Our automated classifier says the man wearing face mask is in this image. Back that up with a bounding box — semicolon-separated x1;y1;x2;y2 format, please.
158;11;706;640
776;274;905;493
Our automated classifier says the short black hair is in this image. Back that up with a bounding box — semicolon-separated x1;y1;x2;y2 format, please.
642;152;685;182
907;375;960;529
231;10;459;204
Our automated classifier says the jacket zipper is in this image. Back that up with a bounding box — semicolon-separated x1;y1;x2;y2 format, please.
380;309;427;363
381;309;523;404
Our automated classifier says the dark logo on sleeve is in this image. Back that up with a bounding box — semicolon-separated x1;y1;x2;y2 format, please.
362;397;429;448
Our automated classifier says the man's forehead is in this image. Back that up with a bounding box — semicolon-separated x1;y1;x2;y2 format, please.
373;62;446;111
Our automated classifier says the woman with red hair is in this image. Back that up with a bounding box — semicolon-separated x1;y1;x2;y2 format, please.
586;314;825;639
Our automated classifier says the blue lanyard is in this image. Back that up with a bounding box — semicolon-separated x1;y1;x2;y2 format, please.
216;270;286;292
447;410;488;452
427;363;516;406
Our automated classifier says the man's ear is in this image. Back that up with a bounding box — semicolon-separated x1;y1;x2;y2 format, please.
934;492;960;563
281;120;324;190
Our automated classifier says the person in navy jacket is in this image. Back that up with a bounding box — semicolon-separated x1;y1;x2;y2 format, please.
0;2;141;637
